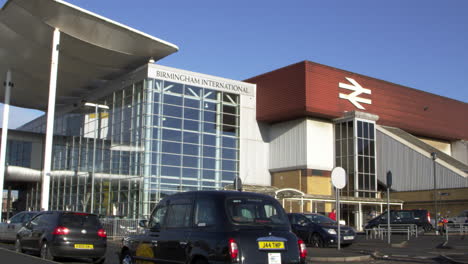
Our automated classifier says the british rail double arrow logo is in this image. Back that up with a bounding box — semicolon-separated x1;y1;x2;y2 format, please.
338;77;372;110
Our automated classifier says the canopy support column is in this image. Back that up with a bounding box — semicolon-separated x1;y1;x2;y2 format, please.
0;69;12;220
41;28;61;211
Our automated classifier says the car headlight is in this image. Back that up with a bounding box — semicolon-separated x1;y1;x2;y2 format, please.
324;228;337;235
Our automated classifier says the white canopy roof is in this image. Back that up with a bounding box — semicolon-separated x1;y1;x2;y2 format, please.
0;0;179;110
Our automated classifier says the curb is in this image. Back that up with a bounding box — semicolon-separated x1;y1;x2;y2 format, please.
439;254;468;264
308;254;372;262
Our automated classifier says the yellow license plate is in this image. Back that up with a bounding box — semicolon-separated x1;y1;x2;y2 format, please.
258;241;285;250
74;244;94;249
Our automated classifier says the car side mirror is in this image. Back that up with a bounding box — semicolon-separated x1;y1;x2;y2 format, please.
24;222;32;229
138;220;148;228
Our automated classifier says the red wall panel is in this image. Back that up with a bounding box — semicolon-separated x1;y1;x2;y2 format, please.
248;61;468;141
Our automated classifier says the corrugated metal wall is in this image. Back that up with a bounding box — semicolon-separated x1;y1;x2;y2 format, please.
377;131;468;191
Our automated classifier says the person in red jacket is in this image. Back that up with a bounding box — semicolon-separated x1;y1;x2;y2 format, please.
328;209;336;221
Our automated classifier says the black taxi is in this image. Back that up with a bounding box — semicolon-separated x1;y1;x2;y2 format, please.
120;190;306;264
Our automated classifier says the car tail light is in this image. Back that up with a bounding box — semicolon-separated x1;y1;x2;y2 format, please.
298;239;307;259
52;226;70;235
427;212;431;223
97;228;107;238
228;238;238;260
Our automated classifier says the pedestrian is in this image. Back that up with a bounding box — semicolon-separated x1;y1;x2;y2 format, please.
328;208;336;221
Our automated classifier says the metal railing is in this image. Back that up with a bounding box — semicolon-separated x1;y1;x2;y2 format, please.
100;218;145;238
365;224;418;240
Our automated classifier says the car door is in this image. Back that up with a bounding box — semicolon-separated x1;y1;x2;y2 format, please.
133;204;167;263
157;197;193;264
290;214;312;242
19;213;43;250
4;212;25;241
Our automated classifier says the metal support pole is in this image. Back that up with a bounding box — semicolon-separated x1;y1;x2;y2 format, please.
336;188;341;250
41;28;61;211
387;187;391;244
91;104;97;213
431;152;438;234
0;69;12;221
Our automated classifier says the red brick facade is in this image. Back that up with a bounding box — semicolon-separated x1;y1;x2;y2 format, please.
246;61;468;141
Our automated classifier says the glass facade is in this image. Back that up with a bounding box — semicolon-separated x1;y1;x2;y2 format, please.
335;119;376;198
20;77;241;218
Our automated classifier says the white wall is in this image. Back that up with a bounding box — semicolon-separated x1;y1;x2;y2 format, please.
306;119;334;171
239;94;270;186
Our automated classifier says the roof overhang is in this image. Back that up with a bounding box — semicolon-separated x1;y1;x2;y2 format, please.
0;0;179;111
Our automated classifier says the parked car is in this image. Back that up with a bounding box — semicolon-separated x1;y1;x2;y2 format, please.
120;190;307;264
0;211;38;242
447;210;468;224
365;209;432;231
16;211;107;263
288;213;356;248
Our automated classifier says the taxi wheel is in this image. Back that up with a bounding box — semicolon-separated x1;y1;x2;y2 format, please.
40;242;54;260
15;238;23;253
121;250;135;264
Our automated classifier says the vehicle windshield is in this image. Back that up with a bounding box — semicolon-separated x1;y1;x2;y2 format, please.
60;213;101;228
227;197;288;225
305;214;336;224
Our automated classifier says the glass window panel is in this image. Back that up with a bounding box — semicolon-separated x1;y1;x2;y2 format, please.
358;156;364;172
364;157;369;173
160;177;180;184
164;94;183;105
358;139;364;155
163;104;182;117
185;86;201;98
222;148;237;160
369;123;375;139
162;141;181;154
184;120;200;131
203;122;217;134
182;168;198;179
357;121;363;138
364;122;369;138
341;123;347;139
203;158;216;169
221;171;236;181
203;89;217;100
202;180;216;186
364;174;370;189
222;114;237;127
183;144;199;156
203;135;216;146
335;157;341;167
222;160;237;171
203;146;216;157
369;140;375;156
347;121;354;138
348;156;354;172
161;166;180;177
184;108;200;120
203;101;217;111
358;173;364;189
164;82;183;94
162;129;181;142
222;137;236;148
183;156;199;168
335;141;341;157
162;154;181;166
370;157;375;173
223;105;236;115
223;93;238;104
184;98;200;109
203;111;217;123
183;132;199;144
364;139;369;156
202;169;215;180
347;138;353;155
152;102;160;114
162;117;182;129
335;124;341;139
341;139;347;157
222;126;237;137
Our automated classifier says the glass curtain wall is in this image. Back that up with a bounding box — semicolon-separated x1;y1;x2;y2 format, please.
41;78;240;218
335;119;376;198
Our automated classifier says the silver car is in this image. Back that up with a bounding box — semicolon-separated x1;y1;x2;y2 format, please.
0;211;38;242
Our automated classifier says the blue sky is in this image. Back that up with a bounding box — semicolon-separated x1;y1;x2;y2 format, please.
1;0;467;128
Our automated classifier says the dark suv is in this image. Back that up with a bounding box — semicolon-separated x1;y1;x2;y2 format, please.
365;209;432;231
16;211;107;263
120;190;307;264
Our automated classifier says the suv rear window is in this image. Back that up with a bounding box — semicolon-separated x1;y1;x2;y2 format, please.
60;213;100;228
227;197;288;225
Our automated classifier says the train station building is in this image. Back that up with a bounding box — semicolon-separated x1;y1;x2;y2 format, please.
1;0;467;230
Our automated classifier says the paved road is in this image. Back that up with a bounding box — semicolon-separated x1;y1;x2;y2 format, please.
1;234;467;263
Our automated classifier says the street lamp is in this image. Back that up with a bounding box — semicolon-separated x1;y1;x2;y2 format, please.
84;102;109;213
431;152;438;231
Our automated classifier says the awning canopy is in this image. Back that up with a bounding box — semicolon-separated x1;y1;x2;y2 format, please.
0;0;179;111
